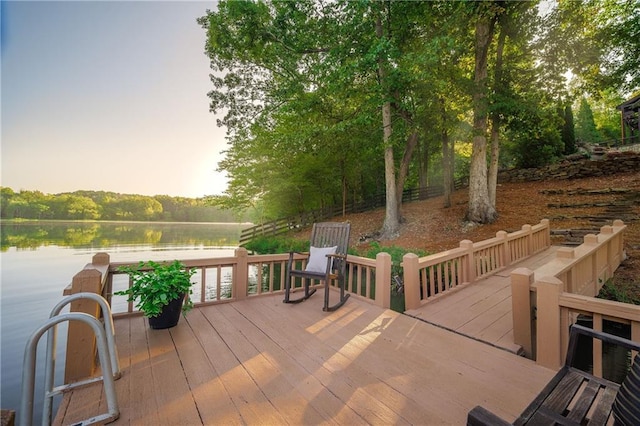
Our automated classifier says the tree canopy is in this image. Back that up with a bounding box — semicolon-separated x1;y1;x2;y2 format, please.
0;187;245;222
199;0;639;228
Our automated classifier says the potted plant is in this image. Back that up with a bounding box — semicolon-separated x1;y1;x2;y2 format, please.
115;260;196;329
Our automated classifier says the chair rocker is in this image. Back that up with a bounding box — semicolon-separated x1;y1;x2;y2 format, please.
283;222;351;312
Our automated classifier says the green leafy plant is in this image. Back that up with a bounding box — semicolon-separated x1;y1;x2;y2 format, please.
243;235;308;254
115;260;196;317
361;242;430;313
597;277;640;305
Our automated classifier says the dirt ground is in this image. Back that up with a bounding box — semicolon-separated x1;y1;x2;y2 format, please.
339;171;640;287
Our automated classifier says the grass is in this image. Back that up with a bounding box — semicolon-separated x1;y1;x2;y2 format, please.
597;277;640;305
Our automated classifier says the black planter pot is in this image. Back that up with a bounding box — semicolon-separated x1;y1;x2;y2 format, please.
148;295;184;330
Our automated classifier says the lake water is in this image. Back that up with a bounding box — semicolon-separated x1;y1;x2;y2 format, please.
0;220;249;423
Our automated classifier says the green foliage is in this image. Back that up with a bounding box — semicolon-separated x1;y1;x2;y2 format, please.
561;105;577;155
197;0;638;223
0;187;245;222
503;100;565;169
598;277;640;305
243;235;309;254
363;242;429;277
115;260;196;317
575;98;601;144
588;90;626;144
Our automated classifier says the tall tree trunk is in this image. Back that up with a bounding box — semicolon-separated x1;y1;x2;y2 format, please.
377;15;400;238
488;24;506;208
395;131;419;207
440;97;453;208
381;102;400;236
419;140;428;190
467;7;498;224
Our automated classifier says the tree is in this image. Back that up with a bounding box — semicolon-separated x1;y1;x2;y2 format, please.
200;1;426;236
575;97;600;144
562;105;577;155
467;2;501;224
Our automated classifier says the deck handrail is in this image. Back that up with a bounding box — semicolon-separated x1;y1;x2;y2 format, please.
20;313;119;426
63;249;392;380
402;219;551;310
108;249;391;312
510;220;639;369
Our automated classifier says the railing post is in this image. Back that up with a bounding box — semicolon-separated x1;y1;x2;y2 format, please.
511;268;534;359
235;247;249;300
541;218;551;248
535;276;564;370
522;224;533;257
65;253;110;383
374;252;392;309
556;247;575;292
609;220;626;272
402;253;420;311
497;231;509;266
460;240;475;283
599;225;614;283
584;234;600;295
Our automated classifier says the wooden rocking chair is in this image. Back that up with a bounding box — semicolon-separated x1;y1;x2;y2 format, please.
283;222;351;312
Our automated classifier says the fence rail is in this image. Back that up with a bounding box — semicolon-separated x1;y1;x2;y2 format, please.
510;220;639;370
402;219;551;310
239;180;467;245
59;217;634;385
62;250;392;382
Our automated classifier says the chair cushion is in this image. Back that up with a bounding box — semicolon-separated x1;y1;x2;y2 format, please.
612;353;640;425
305;246;337;273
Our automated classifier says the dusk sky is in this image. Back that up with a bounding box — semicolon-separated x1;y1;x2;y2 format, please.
1;1;229;198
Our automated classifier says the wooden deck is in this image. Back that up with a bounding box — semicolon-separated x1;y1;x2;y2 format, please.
405;246;560;354
55;294;556;425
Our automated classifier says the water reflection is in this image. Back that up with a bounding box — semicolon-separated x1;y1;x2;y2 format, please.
0;221;248;250
0;220;250;424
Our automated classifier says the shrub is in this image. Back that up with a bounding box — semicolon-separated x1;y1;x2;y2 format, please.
243;235;309;254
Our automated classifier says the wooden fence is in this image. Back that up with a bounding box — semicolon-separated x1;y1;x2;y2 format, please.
239;181;467;245
402;219;551;310
510;220;640;370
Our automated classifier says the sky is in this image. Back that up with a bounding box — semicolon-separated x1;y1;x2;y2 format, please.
1;1;230;198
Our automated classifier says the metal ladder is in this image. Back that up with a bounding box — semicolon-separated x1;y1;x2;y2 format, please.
20;293;121;426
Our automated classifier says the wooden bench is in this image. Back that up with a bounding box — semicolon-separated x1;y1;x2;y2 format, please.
468;324;640;426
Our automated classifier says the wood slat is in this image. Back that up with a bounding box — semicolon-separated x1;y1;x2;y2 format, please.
406;248;559;353
55;296;556;425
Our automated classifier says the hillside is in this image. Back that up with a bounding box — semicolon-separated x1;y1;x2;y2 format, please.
338;171;640;288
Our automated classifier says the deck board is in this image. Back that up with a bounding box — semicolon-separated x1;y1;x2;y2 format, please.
55;294;556;425
405;246;560;354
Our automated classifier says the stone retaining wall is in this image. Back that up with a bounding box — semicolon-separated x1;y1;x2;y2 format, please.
498;151;640;183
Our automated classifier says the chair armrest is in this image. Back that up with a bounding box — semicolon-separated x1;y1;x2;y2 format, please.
566;324;640;366
570;324;640;352
467;406;511;426
327;253;347;259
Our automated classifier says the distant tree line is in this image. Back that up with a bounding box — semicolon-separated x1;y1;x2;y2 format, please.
0;187;249;222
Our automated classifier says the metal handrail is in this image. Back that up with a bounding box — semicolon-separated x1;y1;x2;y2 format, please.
47;292;121;381
20;313;119;426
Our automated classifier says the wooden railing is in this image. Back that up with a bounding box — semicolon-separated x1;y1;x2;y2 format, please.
63;249;392;380
239;180;468;245
108;249;391;312
510;220;640;370
402;219;551;310
62;253;111;382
